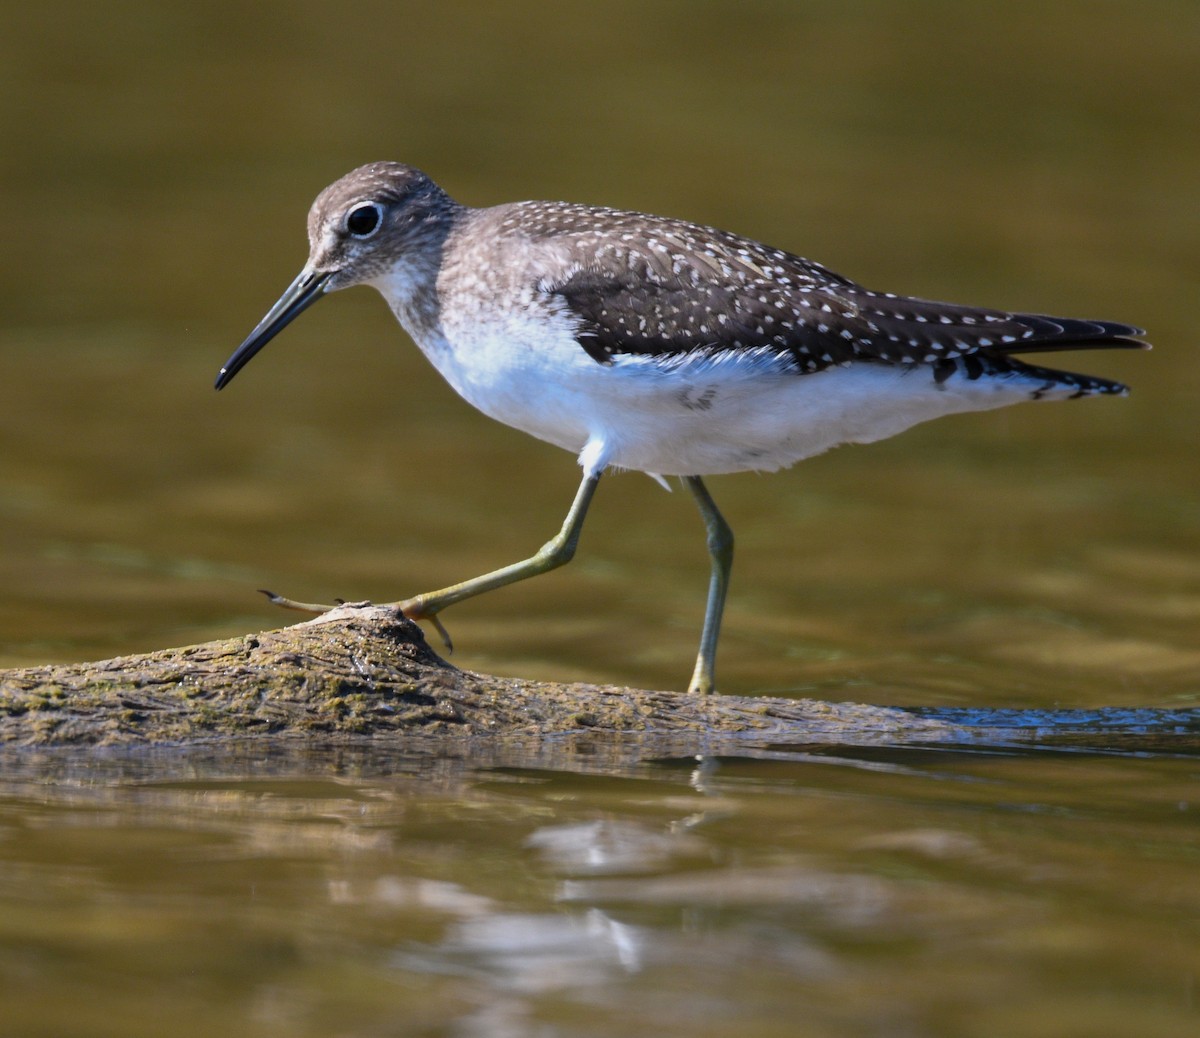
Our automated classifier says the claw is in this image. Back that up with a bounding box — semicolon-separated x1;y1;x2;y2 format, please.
427;613;455;653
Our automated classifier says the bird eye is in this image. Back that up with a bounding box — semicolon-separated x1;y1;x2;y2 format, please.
345;202;382;238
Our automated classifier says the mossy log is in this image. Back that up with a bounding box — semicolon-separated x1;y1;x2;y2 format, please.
0;604;972;748
3;605;1195;752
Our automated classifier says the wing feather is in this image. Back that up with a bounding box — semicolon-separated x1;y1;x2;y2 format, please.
524;203;1146;374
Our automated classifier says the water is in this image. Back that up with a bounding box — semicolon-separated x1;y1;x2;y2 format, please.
2;739;1197;1037
1;2;1198;1034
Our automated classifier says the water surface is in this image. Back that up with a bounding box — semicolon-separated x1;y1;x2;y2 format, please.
2;736;1198;1037
1;3;1197;1034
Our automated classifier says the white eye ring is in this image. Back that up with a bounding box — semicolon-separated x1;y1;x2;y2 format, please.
345;202;383;238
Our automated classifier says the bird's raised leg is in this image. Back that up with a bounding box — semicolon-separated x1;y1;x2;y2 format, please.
683;475;734;696
259;473;601;652
395;472;602;644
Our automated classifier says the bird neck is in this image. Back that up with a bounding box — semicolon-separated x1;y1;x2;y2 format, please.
369;201;473;345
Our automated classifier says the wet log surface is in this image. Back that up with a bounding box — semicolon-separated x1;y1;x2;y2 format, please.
2;605;1195;753
0;604;966;748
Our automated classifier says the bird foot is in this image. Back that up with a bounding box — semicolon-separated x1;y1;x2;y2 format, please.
258;589;456;653
390;596;455;653
258;589;345;614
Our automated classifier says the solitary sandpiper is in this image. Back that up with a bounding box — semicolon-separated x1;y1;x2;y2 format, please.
216;161;1146;695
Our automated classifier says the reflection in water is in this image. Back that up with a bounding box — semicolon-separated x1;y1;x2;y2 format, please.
428;911;643;1038
1;738;1199;1036
560;863;890;923
402;908;643;990
526;818;710;874
329;876;495;918
336;872;645;1035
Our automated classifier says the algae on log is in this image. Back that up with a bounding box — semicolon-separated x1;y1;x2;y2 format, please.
0;604;960;747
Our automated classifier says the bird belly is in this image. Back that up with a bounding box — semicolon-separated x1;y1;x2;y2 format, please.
569;353;1057;476
411;322;1060;477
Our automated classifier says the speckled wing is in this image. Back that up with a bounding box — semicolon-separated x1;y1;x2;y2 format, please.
536;207;1146;379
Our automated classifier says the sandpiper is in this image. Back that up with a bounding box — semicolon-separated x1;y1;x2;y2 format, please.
216;162;1146;695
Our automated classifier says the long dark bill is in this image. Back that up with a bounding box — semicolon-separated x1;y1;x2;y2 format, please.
214;270;333;390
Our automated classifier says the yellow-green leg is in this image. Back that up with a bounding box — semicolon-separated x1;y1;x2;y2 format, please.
261;469;734;695
262;473;601;647
397;472;602;639
683;475;733;696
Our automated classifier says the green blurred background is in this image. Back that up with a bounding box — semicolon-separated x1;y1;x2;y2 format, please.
1;0;1196;703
